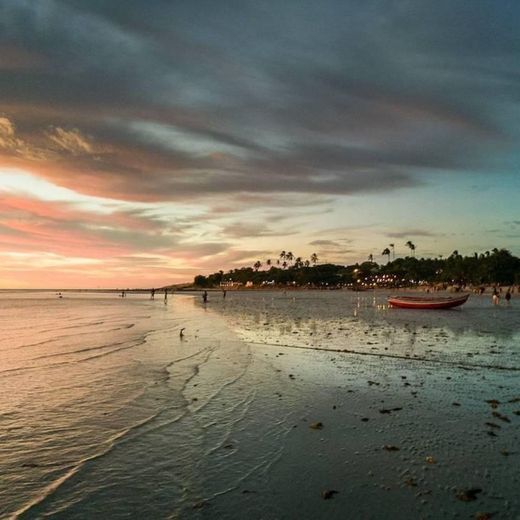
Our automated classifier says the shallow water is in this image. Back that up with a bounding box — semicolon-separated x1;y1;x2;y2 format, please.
212;290;520;370
1;290;519;519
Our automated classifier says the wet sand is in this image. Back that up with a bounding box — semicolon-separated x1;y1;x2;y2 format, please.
1;291;518;519
200;290;520;519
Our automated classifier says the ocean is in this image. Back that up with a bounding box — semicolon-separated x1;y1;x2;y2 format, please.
1;290;519;519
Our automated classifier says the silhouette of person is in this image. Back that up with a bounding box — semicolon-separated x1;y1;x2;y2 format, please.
151;288;155;300
203;290;208;303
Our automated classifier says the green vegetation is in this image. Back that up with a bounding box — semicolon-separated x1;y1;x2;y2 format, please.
193;248;520;288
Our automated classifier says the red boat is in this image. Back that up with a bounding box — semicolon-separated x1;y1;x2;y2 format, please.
388;294;469;309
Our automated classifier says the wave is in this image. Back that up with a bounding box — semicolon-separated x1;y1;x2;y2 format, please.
0;338;148;377
14;352;222;518
0;323;141;354
10;409;165;519
25;338;141;361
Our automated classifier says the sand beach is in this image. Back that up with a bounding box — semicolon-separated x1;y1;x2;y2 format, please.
0;290;518;519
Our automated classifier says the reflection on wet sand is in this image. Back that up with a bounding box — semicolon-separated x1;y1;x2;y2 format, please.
209;291;520;370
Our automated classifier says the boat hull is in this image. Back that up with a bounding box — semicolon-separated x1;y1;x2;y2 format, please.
387;294;469;309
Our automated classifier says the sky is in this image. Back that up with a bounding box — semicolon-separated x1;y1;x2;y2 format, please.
0;0;519;288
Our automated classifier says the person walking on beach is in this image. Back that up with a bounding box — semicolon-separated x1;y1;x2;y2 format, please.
223;289;227;299
505;288;512;305
164;288;168;304
492;287;500;305
203;290;208;303
151;288;155;300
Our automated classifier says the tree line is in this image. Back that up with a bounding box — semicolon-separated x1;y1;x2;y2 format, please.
193;248;520;288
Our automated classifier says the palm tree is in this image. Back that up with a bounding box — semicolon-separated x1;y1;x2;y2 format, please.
253;261;262;271
381;247;391;264
294;256;303;268
310;253;318;265
304;259;310;268
405;241;416;257
279;251;286;262
389;243;395;260
282;261;288;269
266;259;272;267
286;251;294;264
368;253;374;263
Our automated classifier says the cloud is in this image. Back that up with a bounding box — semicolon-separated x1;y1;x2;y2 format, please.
387;229;439;239
221;222;297;239
0;116;53;160
0;44;47;70
306;239;355;263
309;240;341;247
1;1;518;204
1;1;519;285
46;127;94;155
0;116;29;156
1;114;421;201
0;191;182;258
0;117;15;137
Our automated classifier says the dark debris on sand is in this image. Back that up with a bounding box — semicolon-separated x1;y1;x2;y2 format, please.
455;488;482;502
321;489;339;500
379;407;403;414
474;513;494;520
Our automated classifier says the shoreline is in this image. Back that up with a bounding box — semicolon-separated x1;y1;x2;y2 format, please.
2;284;518;298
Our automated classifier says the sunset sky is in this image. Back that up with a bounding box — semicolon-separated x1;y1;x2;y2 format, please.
1;0;519;288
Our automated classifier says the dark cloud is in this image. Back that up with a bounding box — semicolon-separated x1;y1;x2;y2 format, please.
309;240;341;247
114;255;168;266
221;222;297;239
1;0;519;202
387;229;439;239
324;249;354;256
308;239;355;260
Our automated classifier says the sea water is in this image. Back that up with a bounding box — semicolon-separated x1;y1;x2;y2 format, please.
1;291;519;519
